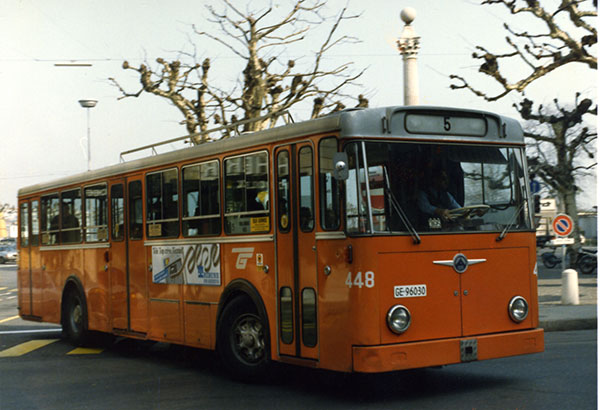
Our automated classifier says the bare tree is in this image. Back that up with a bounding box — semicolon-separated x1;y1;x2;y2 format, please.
449;0;597;263
517;94;597;246
110;0;367;143
450;0;597;101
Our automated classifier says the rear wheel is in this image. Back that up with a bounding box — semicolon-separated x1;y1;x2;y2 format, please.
578;255;597;275
63;289;89;346
217;296;269;381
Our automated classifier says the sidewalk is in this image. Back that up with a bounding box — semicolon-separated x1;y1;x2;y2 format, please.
538;276;597;332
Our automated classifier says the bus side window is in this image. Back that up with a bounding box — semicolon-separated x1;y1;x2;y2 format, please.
84;184;108;242
319;137;341;230
31;200;39;247
41;194;60;245
146;168;179;238
60;189;82;244
224;151;270;234
19;202;29;248
129;181;143;240
182;160;221;236
298;146;314;232
276;151;290;233
111;184;125;241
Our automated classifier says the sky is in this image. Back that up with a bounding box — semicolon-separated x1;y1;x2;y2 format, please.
1;0;597;209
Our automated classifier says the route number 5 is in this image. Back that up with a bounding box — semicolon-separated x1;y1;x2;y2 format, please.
346;271;375;288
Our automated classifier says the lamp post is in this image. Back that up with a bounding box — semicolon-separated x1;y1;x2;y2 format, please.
397;7;420;106
78;99;97;171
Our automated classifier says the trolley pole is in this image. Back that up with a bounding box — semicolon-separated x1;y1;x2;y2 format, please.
397;7;420;106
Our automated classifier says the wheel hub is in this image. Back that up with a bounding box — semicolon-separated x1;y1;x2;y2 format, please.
233;315;265;364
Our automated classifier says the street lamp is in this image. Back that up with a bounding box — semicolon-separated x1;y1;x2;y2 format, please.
78;99;97;171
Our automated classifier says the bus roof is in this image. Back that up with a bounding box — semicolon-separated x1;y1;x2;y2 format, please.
18;105;523;197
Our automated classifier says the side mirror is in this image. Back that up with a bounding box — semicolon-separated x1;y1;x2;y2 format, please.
332;152;349;181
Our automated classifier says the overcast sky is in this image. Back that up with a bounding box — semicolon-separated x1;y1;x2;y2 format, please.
1;0;596;208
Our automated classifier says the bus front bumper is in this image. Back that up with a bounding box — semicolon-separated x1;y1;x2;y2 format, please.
352;328;544;373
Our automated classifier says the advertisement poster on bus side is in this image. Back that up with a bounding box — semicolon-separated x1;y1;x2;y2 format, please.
151;243;220;286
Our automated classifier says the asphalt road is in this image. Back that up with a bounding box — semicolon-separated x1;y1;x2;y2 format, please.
0;263;597;410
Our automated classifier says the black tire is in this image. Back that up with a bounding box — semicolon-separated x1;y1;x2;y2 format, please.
578;255;597;275
542;254;559;269
63;289;89;346
217;296;270;381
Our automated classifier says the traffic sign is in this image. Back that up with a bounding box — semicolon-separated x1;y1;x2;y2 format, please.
530;180;541;194
552;213;574;237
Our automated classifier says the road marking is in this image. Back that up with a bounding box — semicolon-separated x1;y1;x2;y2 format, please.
0;315;20;324
0;339;59;357
9;289;17;292
0;287;6;291
67;347;104;355
0;329;62;335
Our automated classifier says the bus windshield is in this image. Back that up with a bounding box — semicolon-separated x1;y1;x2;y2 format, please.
344;141;532;235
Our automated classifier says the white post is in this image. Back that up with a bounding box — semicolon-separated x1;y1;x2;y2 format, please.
561;268;580;305
397;7;420;106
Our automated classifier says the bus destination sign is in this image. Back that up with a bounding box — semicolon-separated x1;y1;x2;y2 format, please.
405;113;487;137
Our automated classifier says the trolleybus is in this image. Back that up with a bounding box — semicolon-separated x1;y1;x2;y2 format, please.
17;105;544;378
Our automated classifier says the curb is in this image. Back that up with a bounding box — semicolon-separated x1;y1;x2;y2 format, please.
540;318;597;332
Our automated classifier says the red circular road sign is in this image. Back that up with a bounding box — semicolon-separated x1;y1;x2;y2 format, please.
552;213;574;237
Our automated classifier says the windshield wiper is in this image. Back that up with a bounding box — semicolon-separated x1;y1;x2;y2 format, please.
496;199;526;242
383;167;421;244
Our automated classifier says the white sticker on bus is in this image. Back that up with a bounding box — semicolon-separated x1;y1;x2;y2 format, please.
151;244;220;286
394;284;427;298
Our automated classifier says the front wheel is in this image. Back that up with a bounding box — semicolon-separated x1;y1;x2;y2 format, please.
217;297;269;381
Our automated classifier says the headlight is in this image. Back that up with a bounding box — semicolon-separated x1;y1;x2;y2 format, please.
508;296;529;323
387;305;411;334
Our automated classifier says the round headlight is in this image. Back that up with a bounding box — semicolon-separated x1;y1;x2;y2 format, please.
508;296;529;323
387;305;411;334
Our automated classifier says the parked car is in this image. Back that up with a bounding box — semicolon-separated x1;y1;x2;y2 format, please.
0;246;17;264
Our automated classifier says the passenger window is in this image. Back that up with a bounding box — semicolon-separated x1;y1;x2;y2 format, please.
60;189;82;244
20;203;29;248
319;138;341;230
84;184;108;242
276;151;291;233
302;288;317;347
31;200;39;247
41;194;59;245
280;287;293;344
182;161;221;236
224;151;270;234
345;143;369;234
146;169;179;238
129;181;143;240
298;146;314;232
111;184;125;241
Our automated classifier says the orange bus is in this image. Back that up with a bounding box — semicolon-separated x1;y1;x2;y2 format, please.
17;106;543;378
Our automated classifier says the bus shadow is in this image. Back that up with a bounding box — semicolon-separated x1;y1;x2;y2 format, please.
267;363;513;402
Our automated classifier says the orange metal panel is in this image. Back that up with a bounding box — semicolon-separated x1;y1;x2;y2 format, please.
352;328;544;373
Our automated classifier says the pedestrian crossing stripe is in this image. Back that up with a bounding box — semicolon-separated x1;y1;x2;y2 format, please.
0;339;59;357
0;340;104;357
67;347;104;355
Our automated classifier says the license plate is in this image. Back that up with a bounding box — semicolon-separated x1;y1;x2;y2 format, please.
394;284;427;298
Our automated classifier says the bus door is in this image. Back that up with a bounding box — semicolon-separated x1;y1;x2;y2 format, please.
275;143;319;361
109;176;148;335
18;200;42;318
